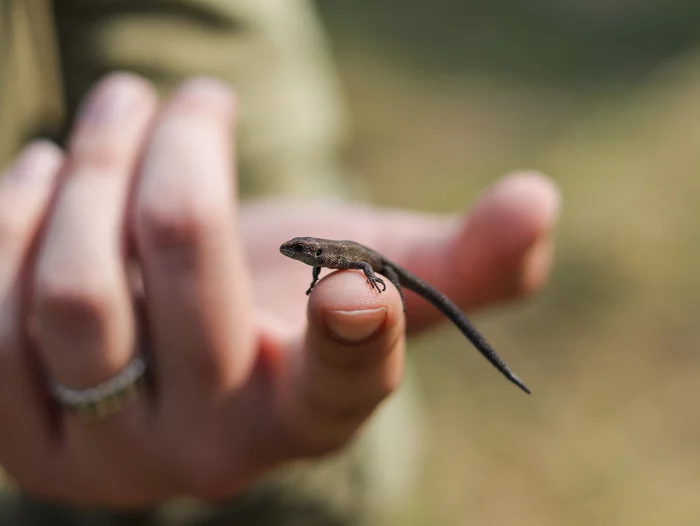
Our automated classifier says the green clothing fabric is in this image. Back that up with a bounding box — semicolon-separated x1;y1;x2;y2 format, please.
1;0;357;197
0;1;423;524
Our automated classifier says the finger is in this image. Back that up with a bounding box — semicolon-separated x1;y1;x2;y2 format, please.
33;73;157;392
453;171;560;302
0;142;65;489
379;171;560;328
278;269;406;454
30;72;157;435
29;73;164;502
133;79;255;416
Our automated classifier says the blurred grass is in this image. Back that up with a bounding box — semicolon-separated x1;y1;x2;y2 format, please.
317;3;700;525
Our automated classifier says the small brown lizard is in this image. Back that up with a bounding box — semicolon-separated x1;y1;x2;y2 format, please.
280;237;530;394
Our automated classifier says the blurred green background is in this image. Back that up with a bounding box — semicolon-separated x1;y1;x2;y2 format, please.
316;2;700;525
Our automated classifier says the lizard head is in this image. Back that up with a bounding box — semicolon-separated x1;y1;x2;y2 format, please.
280;237;327;266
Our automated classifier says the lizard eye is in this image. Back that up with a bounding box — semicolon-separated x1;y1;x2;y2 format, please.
315;249;323;257
293;244;303;252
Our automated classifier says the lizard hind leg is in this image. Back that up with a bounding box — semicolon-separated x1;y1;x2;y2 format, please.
381;265;407;312
359;262;386;293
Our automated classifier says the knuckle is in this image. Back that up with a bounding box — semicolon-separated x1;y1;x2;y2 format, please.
34;272;114;327
137;191;227;254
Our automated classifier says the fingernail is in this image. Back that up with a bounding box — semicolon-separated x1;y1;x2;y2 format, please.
523;237;555;291
78;73;143;125
178;77;234;99
174;77;236;116
325;307;388;342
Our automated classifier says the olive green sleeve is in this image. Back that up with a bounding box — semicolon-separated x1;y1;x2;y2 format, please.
53;0;360;199
0;0;64;169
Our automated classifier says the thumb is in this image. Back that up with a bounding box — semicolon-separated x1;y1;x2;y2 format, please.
276;268;406;456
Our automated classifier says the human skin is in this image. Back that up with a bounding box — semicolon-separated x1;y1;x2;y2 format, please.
0;73;560;507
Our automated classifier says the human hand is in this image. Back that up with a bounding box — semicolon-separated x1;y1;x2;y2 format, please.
0;72;558;509
0;72;409;508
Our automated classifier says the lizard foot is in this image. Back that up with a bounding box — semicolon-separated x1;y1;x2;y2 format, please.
367;275;386;293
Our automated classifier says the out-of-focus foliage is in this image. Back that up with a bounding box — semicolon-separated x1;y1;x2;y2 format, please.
317;2;700;525
320;0;700;84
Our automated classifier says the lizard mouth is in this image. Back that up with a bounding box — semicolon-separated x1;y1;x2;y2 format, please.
279;245;295;258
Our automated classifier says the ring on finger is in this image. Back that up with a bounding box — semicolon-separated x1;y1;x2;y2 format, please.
50;354;147;418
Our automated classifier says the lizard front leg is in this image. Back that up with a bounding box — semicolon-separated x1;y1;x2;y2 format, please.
306;266;322;295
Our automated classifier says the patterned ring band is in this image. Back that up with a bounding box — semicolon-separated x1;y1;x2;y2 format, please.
50;355;147;418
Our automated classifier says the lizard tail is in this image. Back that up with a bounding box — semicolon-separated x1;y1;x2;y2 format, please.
391;263;531;395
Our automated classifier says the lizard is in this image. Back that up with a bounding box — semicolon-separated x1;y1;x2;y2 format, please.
280;236;531;394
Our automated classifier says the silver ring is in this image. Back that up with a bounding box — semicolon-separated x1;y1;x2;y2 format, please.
51;355;147;417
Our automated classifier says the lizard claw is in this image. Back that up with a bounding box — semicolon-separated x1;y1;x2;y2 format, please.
368;276;386;293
